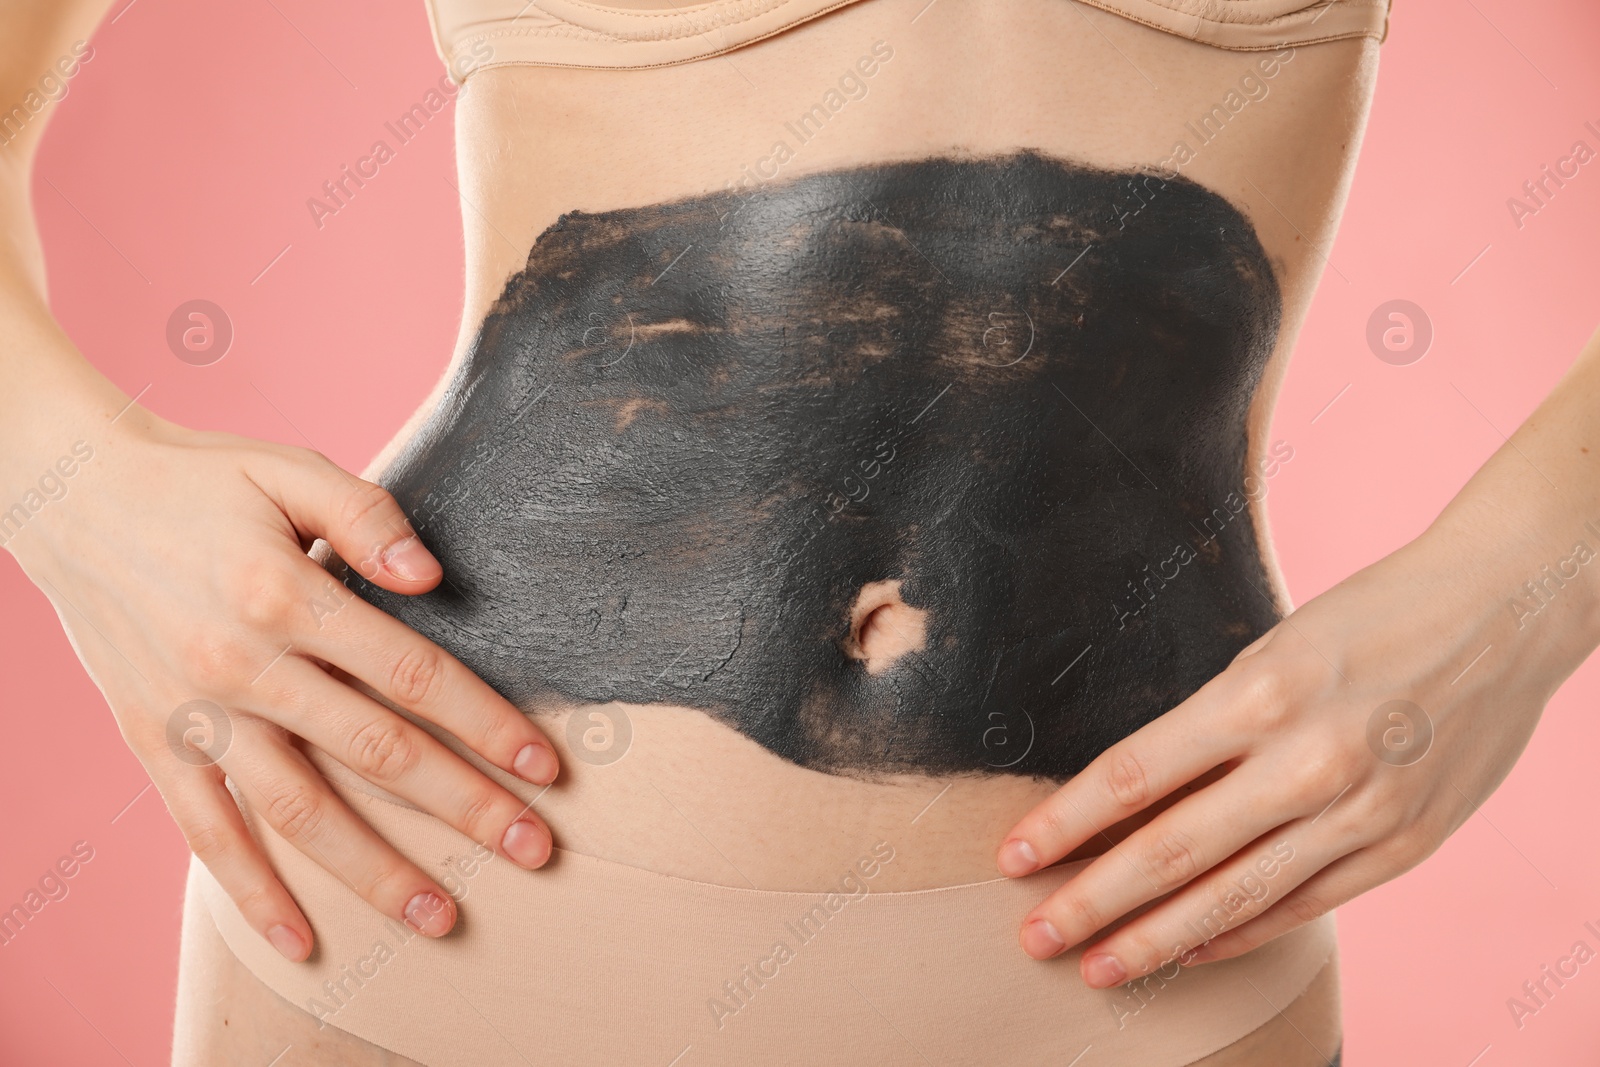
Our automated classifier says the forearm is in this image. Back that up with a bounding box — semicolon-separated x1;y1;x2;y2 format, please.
1421;323;1600;687
0;0;134;510
0;155;133;527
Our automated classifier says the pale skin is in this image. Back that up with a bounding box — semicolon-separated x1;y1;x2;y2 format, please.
8;0;1591;1064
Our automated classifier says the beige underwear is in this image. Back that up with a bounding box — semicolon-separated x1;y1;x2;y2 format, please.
424;0;1392;78
198;746;1337;1067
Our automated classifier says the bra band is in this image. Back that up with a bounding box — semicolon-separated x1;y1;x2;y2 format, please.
424;0;1392;81
197;747;1339;1067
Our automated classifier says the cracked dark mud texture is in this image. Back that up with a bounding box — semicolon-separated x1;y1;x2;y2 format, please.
343;150;1284;780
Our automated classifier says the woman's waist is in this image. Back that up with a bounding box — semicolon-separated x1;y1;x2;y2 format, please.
318;695;1062;891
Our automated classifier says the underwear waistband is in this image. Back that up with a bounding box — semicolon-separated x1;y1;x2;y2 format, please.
197;748;1338;1067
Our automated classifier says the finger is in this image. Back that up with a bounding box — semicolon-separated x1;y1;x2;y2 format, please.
160;764;314;961
252;447;441;593
1181;848;1376;965
1017;765;1294;961
998;669;1260;876
1076;824;1348;988
222;724;462;937
293;577;559;786
246;656;553;871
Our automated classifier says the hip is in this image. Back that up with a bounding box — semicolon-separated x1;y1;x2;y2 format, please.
183;740;1344;1066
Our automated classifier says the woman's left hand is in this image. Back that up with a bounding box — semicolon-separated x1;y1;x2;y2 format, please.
995;512;1599;987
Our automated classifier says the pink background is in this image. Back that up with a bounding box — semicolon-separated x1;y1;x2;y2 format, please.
3;0;1599;1063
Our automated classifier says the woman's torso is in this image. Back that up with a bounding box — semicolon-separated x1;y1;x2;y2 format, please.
322;9;1375;1063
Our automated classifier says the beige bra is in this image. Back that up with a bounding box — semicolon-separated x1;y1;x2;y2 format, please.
424;0;1391;79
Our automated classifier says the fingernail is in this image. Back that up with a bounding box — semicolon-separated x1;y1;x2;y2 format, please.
1021;918;1066;959
382;537;439;582
1083;952;1128;988
403;892;455;937
997;838;1039;877
501;819;552;869
514;743;559;785
266;924;307;961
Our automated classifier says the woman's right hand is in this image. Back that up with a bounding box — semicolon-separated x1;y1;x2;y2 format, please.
5;408;561;961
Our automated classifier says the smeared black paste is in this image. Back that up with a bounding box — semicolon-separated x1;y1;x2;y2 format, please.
343;150;1284;780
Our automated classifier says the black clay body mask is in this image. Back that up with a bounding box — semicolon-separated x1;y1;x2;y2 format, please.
345;150;1284;780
